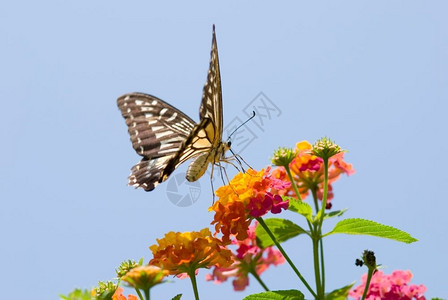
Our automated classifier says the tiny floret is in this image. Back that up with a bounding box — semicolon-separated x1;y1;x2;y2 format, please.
312;137;343;160
116;259;141;278
92;280;118;300
271;147;296;167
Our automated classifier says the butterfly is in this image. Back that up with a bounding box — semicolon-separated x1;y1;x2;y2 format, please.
117;25;230;191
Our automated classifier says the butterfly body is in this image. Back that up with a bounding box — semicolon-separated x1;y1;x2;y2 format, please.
118;26;228;191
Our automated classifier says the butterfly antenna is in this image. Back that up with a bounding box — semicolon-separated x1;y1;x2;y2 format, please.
227;111;256;142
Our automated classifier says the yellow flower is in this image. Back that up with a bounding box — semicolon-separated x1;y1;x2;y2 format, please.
121;265;169;291
149;228;233;277
213;169;263;206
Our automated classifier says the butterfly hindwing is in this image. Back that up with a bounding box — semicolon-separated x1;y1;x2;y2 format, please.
129;156;173;191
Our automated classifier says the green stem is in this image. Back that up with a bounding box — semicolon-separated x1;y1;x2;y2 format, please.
256;217;317;298
361;268;375;300
135;288;144;300
312;236;322;297
317;157;329;234
311;187;326;297
250;270;270;291
188;269;200;300
311;188;319;215
144;288;150;300
284;165;303;201
314;157;329;299
319;239;325;295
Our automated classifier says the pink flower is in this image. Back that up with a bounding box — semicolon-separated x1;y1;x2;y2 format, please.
206;223;285;291
247;192;289;218
349;270;426;300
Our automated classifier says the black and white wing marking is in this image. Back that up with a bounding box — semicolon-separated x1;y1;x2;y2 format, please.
117;93;197;191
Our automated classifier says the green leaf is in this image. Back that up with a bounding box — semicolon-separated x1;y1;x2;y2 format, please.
171;294;182;300
286;197;312;221
324;218;418;243
256;218;308;248
59;289;93;300
243;289;304;300
324;208;348;220
325;282;355;300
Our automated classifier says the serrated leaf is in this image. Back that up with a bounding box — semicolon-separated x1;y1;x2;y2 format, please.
171;294;182;300
243;289;304;300
324;218;418;243
256;218;308;248
286;197;312;221
324;208;348;220
325;282;355;300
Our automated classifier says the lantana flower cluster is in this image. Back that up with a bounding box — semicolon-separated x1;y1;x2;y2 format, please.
272;141;354;208
149;228;233;277
209;167;290;243
349;270;426;300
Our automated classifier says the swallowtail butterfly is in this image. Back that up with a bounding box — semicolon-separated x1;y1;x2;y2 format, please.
117;26;230;191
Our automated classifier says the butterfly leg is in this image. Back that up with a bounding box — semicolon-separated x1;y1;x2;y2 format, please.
209;163;216;203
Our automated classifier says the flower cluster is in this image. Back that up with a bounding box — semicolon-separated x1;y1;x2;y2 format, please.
112;287;138;300
121;265;169;291
210;168;290;243
149;228;233;277
206;223;285;291
272;141;354;208
349;270;426;300
91;281;118;300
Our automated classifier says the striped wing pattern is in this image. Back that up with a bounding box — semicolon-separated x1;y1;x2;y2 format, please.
117;93;199;191
117;26;228;191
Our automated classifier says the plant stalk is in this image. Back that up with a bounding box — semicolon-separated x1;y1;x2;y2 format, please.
256;217;317;298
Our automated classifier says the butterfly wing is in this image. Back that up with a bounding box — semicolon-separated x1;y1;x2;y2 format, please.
199;25;223;145
185;25;227;182
117;93;198;191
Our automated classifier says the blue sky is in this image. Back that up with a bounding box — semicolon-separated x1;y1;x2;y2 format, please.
1;1;447;299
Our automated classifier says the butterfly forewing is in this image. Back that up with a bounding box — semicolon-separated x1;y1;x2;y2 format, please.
199;25;223;145
117;93;196;158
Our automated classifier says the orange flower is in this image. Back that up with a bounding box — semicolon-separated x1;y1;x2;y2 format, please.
149;228;233;277
210;168;290;243
121;265;169;291
112;287;139;300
